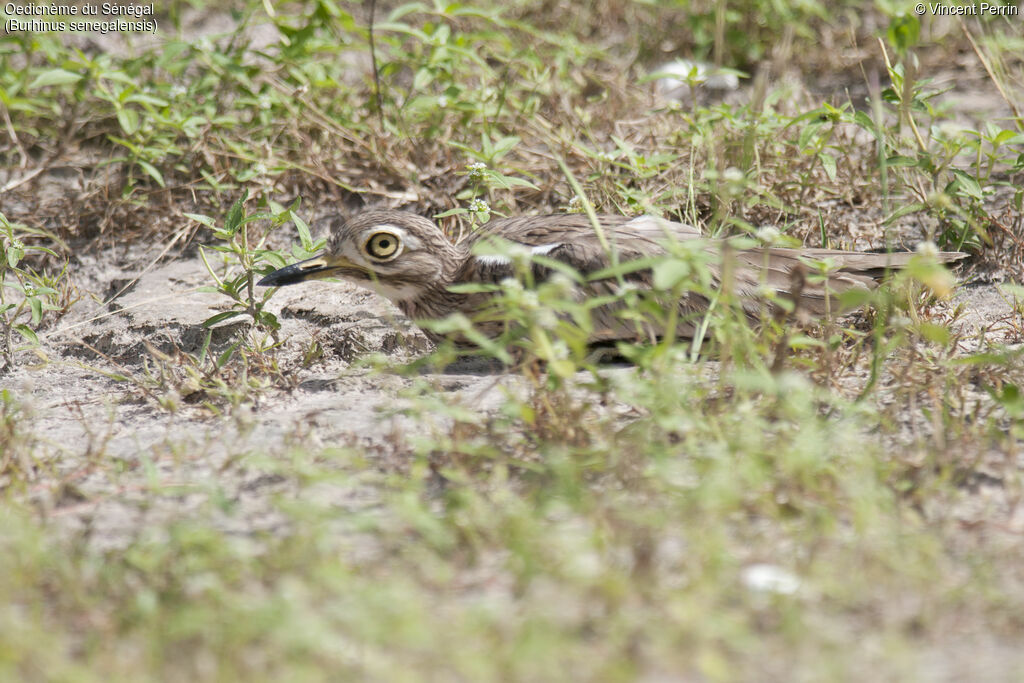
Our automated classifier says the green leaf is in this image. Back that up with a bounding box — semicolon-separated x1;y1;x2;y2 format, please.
124;93;169;107
292;212;314;250
788;334;826;350
239;212;274;227
818;152;837;181
549;358;576;379
532;256;585;283
413;67;433;91
433;207;468;218
797;120;823;150
836;287;874;309
991;129;1024;145
884;202;926;224
257;251;288;270
28;69;83;89
223;190;249;236
483;169;539;190
447;282;502;294
257;310;280;330
652;259;691;290
14;324;39;345
589;256;660;282
915;322;951;346
887;14;920;54
489;135;520;160
885;155;918;167
202;310;244;327
988;383;1024;418
852;111;879;139
117;108;139;135
217;342;239;368
184;213;217;229
137;161;165;188
6;243;23;268
28;297;42;324
951;169;983;200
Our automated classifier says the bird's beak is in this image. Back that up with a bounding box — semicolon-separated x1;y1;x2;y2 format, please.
257;254;363;287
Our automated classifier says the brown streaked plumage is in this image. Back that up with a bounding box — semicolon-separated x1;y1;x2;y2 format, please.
258;210;967;345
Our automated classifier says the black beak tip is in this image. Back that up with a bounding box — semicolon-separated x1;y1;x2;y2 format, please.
257;271;280;287
257;264;302;287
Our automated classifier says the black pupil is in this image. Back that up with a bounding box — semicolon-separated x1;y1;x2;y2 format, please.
378;239;390;249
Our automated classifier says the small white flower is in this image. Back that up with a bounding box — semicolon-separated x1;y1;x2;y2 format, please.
467;162;487;182
538;309;560;330
915;241;938;257
756;226;780;243
469;198;490;214
741;564;800;595
437;95;449;108
500;277;522;292
548;273;576;297
723;167;744;183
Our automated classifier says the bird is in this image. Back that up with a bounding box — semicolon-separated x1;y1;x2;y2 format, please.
257;210;967;346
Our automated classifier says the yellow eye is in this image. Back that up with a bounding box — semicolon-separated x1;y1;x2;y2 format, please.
365;232;401;260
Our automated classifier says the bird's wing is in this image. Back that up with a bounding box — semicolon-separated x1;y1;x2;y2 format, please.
454;215;712;342
459;214;702;284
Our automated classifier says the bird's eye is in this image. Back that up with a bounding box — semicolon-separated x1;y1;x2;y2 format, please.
365;231;401;261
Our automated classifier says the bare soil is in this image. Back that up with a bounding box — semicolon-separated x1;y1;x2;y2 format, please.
1;225;1015;552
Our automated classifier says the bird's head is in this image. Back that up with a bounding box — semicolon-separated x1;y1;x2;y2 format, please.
258;210;459;302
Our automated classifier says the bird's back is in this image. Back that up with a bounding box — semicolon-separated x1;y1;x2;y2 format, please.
448;213;966;339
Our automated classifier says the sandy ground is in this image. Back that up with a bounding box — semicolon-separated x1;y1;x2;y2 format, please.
0;230;1015;554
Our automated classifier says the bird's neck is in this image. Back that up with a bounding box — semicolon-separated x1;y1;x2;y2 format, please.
395;245;467;323
395;280;463;323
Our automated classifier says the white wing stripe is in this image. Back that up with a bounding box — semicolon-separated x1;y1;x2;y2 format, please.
474;243;562;268
475;254;513;266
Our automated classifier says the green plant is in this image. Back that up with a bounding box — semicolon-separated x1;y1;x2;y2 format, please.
846;18;1022;253
0;213;64;373
139;336;284;414
0;389;37;486
188;191;324;351
434;154;540;237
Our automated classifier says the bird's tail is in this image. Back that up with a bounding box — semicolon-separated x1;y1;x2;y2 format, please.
727;247;967;317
